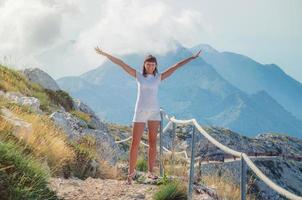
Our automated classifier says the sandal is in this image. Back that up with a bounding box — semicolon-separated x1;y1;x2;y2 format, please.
126;169;137;185
147;171;158;180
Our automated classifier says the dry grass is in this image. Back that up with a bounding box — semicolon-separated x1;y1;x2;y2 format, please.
4;105;75;175
200;171;256;200
97;159;122;180
108;122;132;133
70;110;91;123
157;153;257;199
160;151;189;177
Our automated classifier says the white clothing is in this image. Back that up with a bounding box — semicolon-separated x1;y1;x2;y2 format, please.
132;70;161;123
132;110;161;123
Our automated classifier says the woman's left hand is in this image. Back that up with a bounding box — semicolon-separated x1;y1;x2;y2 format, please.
192;50;202;59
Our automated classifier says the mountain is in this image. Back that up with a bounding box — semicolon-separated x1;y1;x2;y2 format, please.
57;42;302;138
1;65;301;199
191;44;302;121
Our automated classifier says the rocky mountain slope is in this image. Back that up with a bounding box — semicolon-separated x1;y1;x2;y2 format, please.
192;43;302;121
1;65;301;199
161;123;302;199
57;42;302;138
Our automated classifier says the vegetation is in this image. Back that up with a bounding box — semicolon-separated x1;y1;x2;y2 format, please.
66;135;98;179
0;65;74;113
70;110;91;124
0;64;123;198
2;103;75;175
200;171;256;200
153;180;187;200
136;156;148;172
0;141;60;200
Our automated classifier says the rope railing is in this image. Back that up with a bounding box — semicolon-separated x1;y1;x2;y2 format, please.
115;109;301;199
115;120;189;158
159;109;302;200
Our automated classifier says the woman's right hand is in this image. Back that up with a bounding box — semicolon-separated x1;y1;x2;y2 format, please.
94;46;107;56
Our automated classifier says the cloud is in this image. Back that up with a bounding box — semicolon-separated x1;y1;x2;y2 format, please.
75;0;208;74
0;0;208;78
2;0;300;83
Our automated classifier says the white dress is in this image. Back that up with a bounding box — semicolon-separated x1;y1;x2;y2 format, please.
132;70;162;123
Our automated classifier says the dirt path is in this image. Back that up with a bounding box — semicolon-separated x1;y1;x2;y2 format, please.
49;177;210;200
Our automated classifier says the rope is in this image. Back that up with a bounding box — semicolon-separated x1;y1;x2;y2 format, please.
159;109;302;200
114;109;302;199
242;153;302;200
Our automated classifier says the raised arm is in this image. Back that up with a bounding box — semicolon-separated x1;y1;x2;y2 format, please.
161;50;202;81
94;46;136;78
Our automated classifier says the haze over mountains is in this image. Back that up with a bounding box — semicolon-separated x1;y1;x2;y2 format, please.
57;42;302;138
192;44;302;121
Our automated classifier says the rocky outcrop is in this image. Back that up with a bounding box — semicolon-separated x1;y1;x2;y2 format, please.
162;124;302;160
161;124;302;199
0;107;32;137
20;68;60;91
199;157;302;200
0;90;43;114
49;110;122;165
72;98;107;130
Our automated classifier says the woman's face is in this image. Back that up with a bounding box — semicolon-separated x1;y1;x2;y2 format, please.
144;61;157;74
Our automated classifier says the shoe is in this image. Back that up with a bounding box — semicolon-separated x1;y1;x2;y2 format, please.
126;169;137;185
147;171;158;180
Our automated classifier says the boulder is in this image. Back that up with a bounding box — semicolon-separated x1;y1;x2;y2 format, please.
72;98;107;131
0;106;32;137
20;68;60;91
49;110;121;165
0;90;43;114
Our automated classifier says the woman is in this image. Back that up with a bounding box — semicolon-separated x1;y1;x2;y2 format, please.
94;46;201;184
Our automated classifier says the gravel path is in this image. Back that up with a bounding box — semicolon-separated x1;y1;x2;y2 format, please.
49;177;210;200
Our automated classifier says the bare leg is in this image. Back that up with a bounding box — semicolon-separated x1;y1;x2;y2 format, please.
147;120;160;173
129;122;145;175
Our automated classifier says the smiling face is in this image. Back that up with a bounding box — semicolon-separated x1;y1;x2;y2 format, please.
144;61;157;74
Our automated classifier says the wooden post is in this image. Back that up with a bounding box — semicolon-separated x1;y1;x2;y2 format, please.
159;111;164;177
188;125;196;200
171;121;176;174
240;154;247;200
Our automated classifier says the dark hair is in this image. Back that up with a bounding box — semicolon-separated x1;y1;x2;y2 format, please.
142;54;158;77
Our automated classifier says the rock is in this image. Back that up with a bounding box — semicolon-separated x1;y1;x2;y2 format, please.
49;110;88;138
72;98;107;130
81;129;122;165
161;124;302;199
20;68;60;91
199;157;302;200
193;183;219;200
49;110;121;165
0;90;43;114
0;106;32;137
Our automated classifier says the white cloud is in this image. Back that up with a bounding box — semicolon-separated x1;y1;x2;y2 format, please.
0;0;208;78
75;0;208;73
0;0;301;82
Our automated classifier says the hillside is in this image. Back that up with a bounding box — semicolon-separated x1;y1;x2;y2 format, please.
0;65;214;199
1;65;301;200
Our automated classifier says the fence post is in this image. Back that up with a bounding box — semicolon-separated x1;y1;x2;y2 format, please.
171;120;176;174
159;111;164;177
188;125;196;200
240;153;247;200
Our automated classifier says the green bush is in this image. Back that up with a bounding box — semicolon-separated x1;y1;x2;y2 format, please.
0;141;60;200
44;89;74;112
66;136;98;179
136;156;148;172
153;181;187;200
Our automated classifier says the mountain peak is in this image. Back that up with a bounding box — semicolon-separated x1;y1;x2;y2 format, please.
190;43;219;53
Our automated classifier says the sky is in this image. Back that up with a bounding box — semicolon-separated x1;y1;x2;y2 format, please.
0;0;301;83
